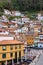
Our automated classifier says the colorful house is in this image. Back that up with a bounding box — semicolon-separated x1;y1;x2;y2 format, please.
0;40;24;65
26;34;34;45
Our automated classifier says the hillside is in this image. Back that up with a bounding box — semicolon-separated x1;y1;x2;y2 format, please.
0;0;11;2
0;0;43;12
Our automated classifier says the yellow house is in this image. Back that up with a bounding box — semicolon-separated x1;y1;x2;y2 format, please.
0;40;24;65
26;34;34;45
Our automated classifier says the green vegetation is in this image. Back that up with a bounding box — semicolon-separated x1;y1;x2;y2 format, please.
0;1;13;11
12;0;43;11
0;0;43;12
8;16;21;21
0;12;3;16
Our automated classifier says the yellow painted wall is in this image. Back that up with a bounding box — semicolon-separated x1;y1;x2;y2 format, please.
0;44;24;61
21;51;24;56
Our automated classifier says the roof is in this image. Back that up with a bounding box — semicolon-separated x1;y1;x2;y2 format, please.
38;32;43;35
0;40;23;45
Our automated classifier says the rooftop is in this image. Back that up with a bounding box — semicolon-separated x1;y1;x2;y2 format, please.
0;40;23;45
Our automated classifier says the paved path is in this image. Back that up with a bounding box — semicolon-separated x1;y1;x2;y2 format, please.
36;53;43;65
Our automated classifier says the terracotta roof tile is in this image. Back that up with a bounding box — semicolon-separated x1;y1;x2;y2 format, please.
0;40;23;45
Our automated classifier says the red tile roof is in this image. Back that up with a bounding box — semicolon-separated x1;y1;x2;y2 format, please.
0;40;24;45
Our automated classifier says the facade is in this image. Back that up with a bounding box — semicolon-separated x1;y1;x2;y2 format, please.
0;40;24;65
38;32;43;48
34;36;39;46
26;34;34;45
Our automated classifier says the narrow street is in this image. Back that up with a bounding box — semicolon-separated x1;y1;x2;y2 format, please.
36;51;43;65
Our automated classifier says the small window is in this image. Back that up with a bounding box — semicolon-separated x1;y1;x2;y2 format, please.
19;51;21;58
10;46;13;50
15;45;17;49
10;53;13;57
2;46;6;50
2;54;6;58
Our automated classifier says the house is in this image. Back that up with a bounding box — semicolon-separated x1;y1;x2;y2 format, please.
22;17;30;23
4;9;11;15
0;40;24;65
26;34;34;45
1;15;9;22
0;34;14;41
37;32;43;48
34;26;41;33
21;27;28;33
37;13;43;21
12;11;21;16
38;16;43;21
34;33;39;46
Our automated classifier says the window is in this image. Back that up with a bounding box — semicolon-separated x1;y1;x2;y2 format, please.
2;46;6;50
15;52;17;62
19;51;21;58
10;53;13;57
2;54;6;58
15;45;17;49
15;52;17;59
10;46;13;50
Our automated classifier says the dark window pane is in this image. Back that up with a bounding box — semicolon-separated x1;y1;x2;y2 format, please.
15;52;17;59
10;46;13;50
19;51;21;58
2;54;6;58
10;53;13;57
15;45;17;49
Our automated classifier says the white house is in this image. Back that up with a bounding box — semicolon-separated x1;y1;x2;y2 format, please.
37;32;43;48
38;16;43;21
2;15;9;22
21;27;28;32
22;18;30;23
34;37;39;44
0;31;9;35
37;13;43;21
4;9;11;15
38;43;43;48
15;11;21;16
0;36;14;41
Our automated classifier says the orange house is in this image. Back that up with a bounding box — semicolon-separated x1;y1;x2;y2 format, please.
26;34;34;45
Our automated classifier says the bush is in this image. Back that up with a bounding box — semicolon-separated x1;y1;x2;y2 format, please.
0;12;3;16
0;1;14;12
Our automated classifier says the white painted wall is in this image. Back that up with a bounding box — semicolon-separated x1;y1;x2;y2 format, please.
0;37;14;41
0;31;9;35
38;44;43;48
